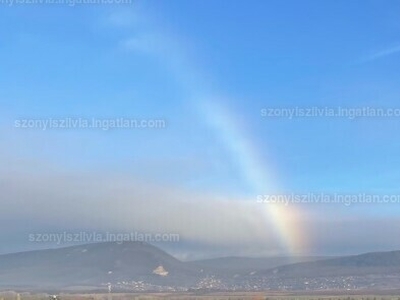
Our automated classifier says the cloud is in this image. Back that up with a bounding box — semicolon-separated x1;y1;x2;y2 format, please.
361;44;400;62
0;159;287;253
2;153;400;258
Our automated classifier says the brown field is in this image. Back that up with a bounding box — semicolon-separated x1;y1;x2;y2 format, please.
3;291;400;300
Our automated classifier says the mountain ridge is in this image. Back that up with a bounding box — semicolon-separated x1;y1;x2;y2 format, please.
1;242;400;292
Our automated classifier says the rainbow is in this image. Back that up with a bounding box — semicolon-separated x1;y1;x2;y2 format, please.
198;99;308;255
127;16;308;254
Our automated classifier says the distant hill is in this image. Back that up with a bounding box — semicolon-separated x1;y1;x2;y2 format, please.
265;250;400;278
188;256;330;275
1;243;400;292
0;242;201;290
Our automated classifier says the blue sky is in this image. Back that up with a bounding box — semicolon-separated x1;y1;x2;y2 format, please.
1;0;400;258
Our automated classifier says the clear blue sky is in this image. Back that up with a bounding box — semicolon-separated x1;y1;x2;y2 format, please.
1;0;400;258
